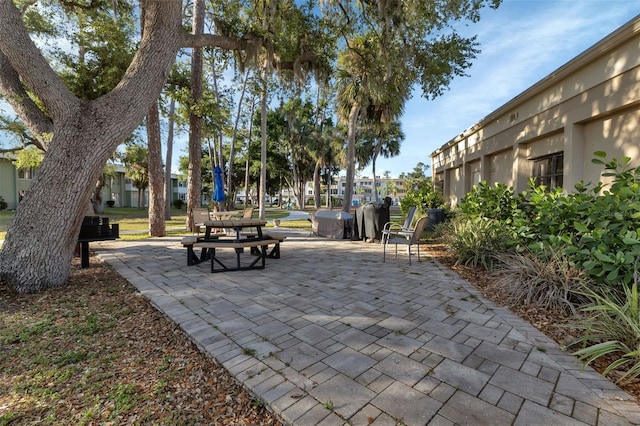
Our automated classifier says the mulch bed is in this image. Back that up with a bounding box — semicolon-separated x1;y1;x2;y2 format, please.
0;258;282;425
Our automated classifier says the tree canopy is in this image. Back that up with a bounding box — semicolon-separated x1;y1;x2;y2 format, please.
0;0;501;292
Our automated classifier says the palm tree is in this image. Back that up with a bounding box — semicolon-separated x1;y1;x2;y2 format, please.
359;120;403;202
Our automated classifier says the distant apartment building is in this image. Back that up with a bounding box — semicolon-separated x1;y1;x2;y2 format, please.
0;155;186;210
431;15;640;207
304;176;406;207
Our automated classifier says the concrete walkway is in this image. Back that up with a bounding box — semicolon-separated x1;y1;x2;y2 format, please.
94;229;640;425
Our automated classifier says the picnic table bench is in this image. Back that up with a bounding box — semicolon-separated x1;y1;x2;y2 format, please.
192;238;281;272
181;219;284;272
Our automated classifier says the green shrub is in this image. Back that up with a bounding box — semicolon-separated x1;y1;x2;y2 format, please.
459;181;521;223
172;199;184;209
0;196;7;211
445;217;511;270
401;185;445;216
566;264;640;384
447;152;640;288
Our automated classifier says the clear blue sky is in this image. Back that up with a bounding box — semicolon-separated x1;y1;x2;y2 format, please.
365;0;640;179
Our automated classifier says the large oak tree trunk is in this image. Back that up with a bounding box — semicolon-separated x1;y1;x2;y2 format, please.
0;1;183;292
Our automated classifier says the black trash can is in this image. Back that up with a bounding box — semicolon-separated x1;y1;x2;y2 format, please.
426;208;445;232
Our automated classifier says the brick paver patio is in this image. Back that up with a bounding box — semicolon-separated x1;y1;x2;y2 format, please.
95;230;640;425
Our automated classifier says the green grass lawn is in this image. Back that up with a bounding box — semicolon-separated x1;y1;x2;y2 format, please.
0;206;310;241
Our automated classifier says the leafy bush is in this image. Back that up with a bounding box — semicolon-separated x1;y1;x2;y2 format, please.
401;183;446;216
445;217;511;270
446;152;640;288
0;196;7;211
172;199;184;209
491;249;589;315
567;265;640;384
459;182;521;223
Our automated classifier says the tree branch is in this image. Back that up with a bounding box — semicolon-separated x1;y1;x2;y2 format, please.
0;51;53;144
0;2;78;122
182;33;248;50
58;0;101;11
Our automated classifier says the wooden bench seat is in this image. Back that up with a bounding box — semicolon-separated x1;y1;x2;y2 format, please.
181;234;224;266
192;239;281;272
247;233;286;259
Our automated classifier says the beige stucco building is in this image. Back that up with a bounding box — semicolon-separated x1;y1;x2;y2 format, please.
431;15;640;207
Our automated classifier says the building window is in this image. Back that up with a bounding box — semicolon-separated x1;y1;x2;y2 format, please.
18;168;34;179
532;153;563;189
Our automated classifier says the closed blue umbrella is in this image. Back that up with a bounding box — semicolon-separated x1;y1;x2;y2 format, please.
213;166;225;202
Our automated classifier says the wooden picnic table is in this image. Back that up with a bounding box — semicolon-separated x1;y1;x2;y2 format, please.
193;219;273;272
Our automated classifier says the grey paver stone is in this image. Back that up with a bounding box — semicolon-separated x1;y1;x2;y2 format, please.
361;342;383;356
427;414;456;426
279;366;316;390
307;365;339;385
414;375;441;395
371;381;441;425
216;345;244;363
422;335;474;363
279;395;319;424
323;347;377;378
216;317;257;336
319;340;346;355
367;372;394;394
439;391;515;426
418;318;464;339
226;354;260;374
514;400;589;426
292;323;335;344
252;320;295;340
520;360;542;377
490;366;554;406
473;340;527;371
453;308;494;326
251;371;286;396
274;341;326;370
370;412;402;426
289;403;332;426
461;353;484;369
377;316;417;333
478;383;504;405
550;392;575;416
497;391;524;415
340;315;380;330
273;334;302;349
309;373;376;419
430;382;456;403
596;408;636;426
348;403;382;426
602;398;640;424
374;353;429;386
376;332;423;356
261;379;298;406
570;400;598;425
432;358;490;396
538;365;561;383
333;327;379;350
